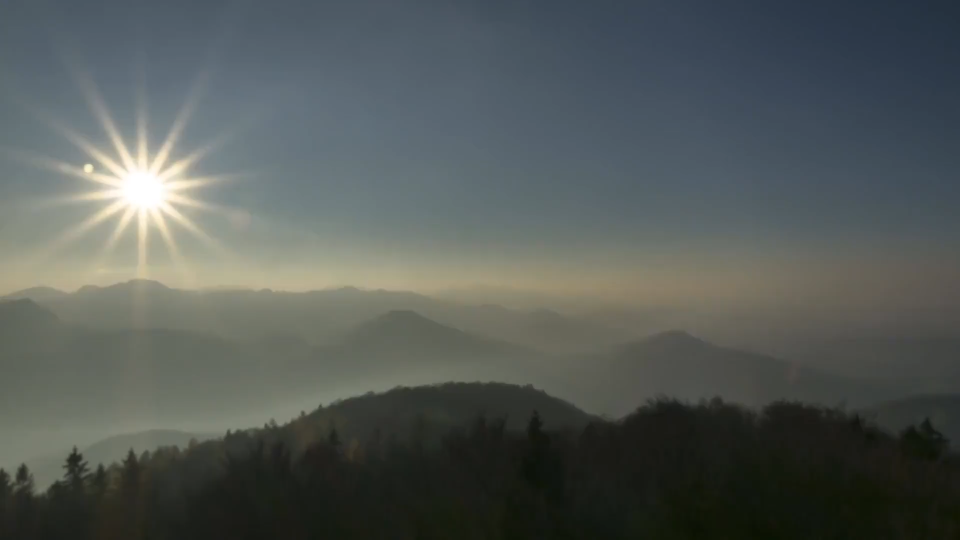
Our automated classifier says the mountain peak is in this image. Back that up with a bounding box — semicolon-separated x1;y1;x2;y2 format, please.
1;286;68;302
0;298;61;334
642;329;706;347
377;309;433;323
618;329;710;355
337;310;514;358
346;310;453;337
119;279;170;290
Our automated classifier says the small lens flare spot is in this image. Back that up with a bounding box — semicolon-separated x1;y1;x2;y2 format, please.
83;163;95;174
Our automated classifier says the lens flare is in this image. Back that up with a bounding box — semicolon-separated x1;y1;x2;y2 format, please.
12;66;245;281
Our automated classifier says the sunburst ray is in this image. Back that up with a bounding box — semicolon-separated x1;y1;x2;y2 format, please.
22;103;130;179
38;199;129;261
135;60;149;171
10;51;248;281
149;71;210;176
137;208;150;277
158;201;224;253
73;69;138;172
163;174;234;192
37;189;124;208
104;206;138;256
0;146;125;189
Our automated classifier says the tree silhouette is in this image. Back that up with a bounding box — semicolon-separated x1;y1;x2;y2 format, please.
900;417;949;460
0;468;10;538
0;468;10;499
522;410;550;490
5;392;960;539
14;464;33;496
62;446;90;494
89;464;108;500
120;449;141;497
327;425;341;450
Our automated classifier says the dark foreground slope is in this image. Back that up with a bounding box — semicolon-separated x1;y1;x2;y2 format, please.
4;388;960;540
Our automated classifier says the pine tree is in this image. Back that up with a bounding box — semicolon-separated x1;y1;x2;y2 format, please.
89;464;108;499
0;468;10;499
12;464;35;540
0;468;10;531
121;449;141;497
522;411;548;489
328;425;341;450
63;446;90;493
14;464;33;496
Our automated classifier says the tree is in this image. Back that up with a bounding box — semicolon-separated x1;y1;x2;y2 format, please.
522;410;549;489
900;418;949;461
12;465;35;540
89;464;108;499
328;424;341;450
14;464;33;496
63;446;90;493
0;468;10;534
121;449;141;497
0;468;10;499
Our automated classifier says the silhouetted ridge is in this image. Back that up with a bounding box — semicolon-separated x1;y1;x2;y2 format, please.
621;329;710;354
0;298;61;335
645;329;706;345
0;286;67;302
308;382;595;436
112;279;171;291
341;310;497;351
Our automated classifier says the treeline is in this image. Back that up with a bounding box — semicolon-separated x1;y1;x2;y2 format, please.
2;398;959;539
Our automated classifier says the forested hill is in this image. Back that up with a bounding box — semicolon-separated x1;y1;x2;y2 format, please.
3;384;960;539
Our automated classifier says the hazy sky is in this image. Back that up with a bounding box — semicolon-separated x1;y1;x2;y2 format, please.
1;0;958;308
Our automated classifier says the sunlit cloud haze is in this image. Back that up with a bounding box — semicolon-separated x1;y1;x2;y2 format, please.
1;0;958;315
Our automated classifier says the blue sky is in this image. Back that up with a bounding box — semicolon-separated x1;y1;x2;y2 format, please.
0;0;958;307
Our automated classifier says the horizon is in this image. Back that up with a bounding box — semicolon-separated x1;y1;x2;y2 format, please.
1;0;959;315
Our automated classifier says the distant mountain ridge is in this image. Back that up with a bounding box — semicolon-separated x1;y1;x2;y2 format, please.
1;286;68;302
337;310;527;356
572;328;892;416
6;279;630;353
1;288;940;466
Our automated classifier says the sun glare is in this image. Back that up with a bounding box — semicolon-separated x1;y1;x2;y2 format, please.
9;63;244;281
122;170;166;210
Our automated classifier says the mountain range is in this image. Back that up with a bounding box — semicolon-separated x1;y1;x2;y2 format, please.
3;279;958;466
3;280;630;354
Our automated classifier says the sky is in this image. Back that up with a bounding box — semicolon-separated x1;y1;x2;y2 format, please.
0;0;958;310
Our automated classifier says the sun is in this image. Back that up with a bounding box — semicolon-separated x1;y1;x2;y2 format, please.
121;169;167;210
6;56;253;282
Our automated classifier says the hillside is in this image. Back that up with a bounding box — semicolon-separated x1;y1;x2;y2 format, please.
10;391;960;540
309;381;595;438
793;337;960;395
0;301;302;433
0;305;568;462
570;330;889;416
142;382;596;488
